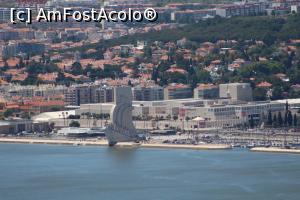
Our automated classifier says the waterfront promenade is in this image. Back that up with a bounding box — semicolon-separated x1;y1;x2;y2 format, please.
0;137;231;150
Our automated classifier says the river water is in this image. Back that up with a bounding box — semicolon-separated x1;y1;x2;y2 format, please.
0;143;300;200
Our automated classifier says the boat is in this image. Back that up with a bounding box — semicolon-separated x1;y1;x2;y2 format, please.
231;144;241;148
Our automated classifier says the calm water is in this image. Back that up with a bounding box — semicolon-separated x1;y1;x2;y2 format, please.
0;144;300;200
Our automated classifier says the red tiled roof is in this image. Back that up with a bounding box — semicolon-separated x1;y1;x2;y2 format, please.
11;73;28;82
196;84;218;90
166;83;190;89
257;81;272;88
166;67;188;74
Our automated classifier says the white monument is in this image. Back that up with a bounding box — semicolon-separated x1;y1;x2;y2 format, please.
105;86;140;146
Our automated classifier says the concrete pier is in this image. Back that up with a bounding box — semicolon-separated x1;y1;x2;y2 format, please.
251;147;300;154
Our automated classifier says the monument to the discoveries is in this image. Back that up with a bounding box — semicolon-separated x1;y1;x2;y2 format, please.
105;86;140;146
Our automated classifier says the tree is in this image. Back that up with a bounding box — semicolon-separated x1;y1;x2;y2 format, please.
69;120;80;127
128;80;133;86
294;114;298;127
267;111;273;126
144;45;152;60
166;114;171;120
273;114;277;128
278;111;283;127
68;115;80;119
263;33;277;46
22;73;38;85
21;112;31;119
287;111;293;127
285;101;289;111
70;62;83;75
253;88;267;101
271;86;283;100
151;67;159;83
249;115;255;129
261;112;266;124
49;122;55;130
196;69;211;83
3;109;13;118
284;111;288;126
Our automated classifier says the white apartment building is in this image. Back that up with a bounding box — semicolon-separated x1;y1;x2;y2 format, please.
216;2;266;18
1;84;65;99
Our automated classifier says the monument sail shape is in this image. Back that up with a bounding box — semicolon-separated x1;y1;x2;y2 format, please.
105;87;139;146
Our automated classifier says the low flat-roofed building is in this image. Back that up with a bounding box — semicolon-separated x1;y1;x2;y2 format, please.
219;83;253;102
75;103;114;116
71;98;284;129
0;119;50;134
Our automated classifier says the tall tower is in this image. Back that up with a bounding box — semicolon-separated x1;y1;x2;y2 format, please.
105;86;140;146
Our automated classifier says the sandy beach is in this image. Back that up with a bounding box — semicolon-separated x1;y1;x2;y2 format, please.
0;137;231;150
251;147;300;154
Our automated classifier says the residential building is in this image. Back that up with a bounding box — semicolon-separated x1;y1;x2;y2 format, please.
164;83;193;100
0;41;45;59
64;84;97;106
171;9;216;23
194;84;219;99
0;8;10;23
64;84;114;106
95;86;114;103
3;84;65;99
133;85;164;101
18;42;45;57
0;30;19;41
0;42;18;59
216;2;266;18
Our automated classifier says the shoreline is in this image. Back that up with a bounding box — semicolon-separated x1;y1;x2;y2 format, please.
251;147;300;154
2;138;300;153
0;137;231;150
